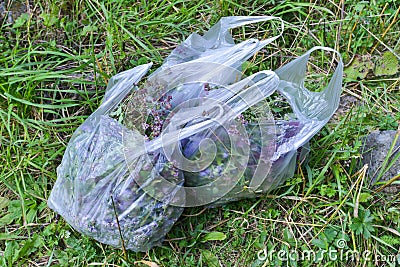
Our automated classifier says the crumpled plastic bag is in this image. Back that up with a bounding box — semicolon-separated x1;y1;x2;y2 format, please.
48;16;343;252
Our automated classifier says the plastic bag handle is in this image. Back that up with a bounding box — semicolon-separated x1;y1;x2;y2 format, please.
275;46;343;121
203;16;284;46
276;46;342;87
145;71;279;154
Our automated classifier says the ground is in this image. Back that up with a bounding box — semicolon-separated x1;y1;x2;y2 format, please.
0;0;399;266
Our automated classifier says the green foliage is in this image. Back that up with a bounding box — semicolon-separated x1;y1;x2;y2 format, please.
312;227;348;250
344;52;399;81
201;250;221;267
350;209;375;239
319;184;337;198
381;235;400;246
374;51;399;76
201;232;227;243
344;54;374;81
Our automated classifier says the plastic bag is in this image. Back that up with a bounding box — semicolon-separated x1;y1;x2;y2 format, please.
48;16;343;252
47;64;186;252
182;46;343;205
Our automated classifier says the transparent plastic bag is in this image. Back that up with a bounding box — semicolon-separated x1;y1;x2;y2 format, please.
48;16;343;252
47;64;186;252
181;46;343;204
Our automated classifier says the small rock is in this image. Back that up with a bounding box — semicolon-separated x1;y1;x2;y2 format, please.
0;0;28;24
362;130;400;193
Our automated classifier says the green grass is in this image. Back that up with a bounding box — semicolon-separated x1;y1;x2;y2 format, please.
0;0;399;266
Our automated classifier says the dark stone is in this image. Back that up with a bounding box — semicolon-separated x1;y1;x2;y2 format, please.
362;130;400;193
0;0;28;24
